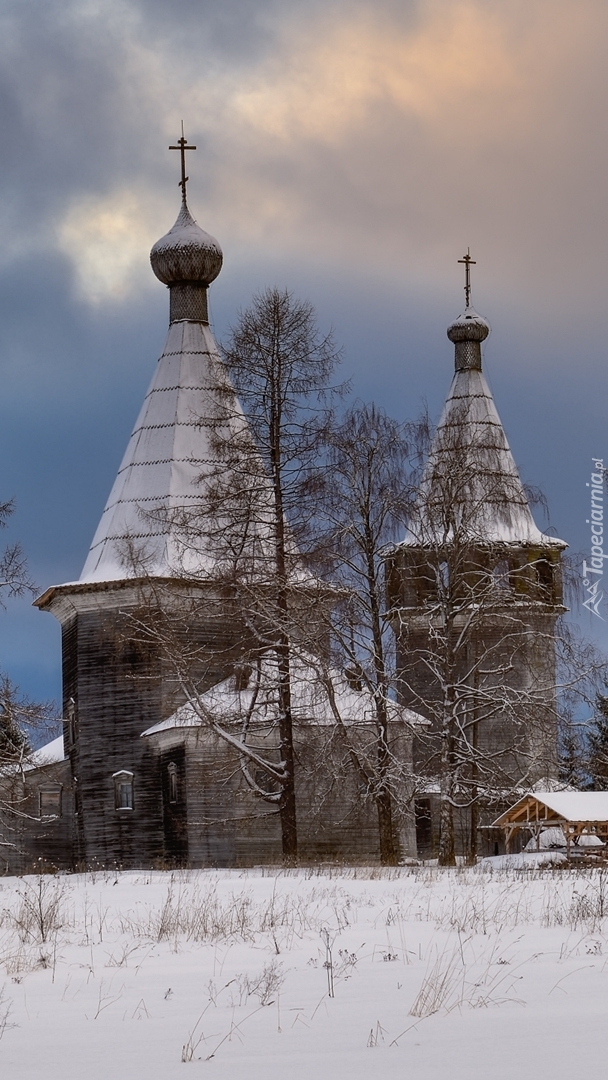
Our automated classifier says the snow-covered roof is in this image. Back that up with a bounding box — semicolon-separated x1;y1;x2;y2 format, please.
532;791;608;821
77;193;307;587
26;735;67;770
150;198;222;287
80;320;252;582
142;652;428;736
0;735;68;778
400;313;566;550
494;791;608;827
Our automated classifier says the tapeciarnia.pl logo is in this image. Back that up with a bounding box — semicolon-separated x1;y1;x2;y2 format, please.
582;458;606;618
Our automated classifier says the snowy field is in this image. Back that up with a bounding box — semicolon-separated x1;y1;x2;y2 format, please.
1;860;608;1078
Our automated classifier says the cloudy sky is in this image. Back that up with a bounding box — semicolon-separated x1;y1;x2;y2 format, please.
1;0;608;704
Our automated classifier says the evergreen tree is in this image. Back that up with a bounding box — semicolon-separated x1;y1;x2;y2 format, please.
0;675;30;762
588;693;608;790
557;718;588;790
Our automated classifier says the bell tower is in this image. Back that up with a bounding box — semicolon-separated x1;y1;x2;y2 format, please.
386;257;567;860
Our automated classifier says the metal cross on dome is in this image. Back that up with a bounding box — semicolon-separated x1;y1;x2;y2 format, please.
458;248;476;309
170;123;197;200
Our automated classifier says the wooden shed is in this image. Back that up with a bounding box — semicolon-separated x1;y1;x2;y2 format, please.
493;791;608;853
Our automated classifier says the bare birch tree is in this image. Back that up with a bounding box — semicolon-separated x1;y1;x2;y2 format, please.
309;402;426;864
215;289;344;859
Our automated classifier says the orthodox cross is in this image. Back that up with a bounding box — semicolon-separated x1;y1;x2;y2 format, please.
458;248;476;309
169;123;197;200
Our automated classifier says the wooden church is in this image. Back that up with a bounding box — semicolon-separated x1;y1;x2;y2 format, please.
385;263;566;859
0;151;566;871
0;143;422;872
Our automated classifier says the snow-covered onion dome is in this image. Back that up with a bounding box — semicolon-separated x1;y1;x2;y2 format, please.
447;307;490;371
150;198;223;323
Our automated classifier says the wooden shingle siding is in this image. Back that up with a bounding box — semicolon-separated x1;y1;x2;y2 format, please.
26;583;419;869
145;717;417;868
0;759;74;874
63;605;165;867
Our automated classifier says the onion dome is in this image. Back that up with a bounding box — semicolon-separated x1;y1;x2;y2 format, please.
447;306;490;344
447;307;490;373
150;198;223;286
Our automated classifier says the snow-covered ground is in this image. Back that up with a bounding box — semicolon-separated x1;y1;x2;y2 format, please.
1;860;608;1078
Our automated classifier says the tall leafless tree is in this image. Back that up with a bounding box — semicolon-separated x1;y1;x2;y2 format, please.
215;289;343;859
0;497;40;763
133;289;344;862
310;402;426;864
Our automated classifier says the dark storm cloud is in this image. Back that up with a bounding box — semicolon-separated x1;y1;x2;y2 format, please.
1;0;608;701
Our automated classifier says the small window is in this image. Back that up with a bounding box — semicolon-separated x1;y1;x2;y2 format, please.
493;559;511;592
536;558;554;595
39;788;62;818
113;770;134;811
168;762;178;804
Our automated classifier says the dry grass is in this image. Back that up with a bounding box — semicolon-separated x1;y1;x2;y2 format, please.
1;863;608;1063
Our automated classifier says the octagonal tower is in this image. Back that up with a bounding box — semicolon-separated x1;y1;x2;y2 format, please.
385;275;566;859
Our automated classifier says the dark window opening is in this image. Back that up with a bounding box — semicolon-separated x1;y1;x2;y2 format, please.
168;762;178;804
536;558;554;595
415;798;433;857
345;664;364;691
253;767;281;796
415;565;436;605
234;664;253;691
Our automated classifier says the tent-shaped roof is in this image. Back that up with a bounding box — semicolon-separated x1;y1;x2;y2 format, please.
400;307;566;550
79;319;260;583
77;193;290;586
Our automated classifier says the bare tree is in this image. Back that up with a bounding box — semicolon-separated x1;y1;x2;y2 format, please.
215;289;344;859
0;499;62;861
0;499;34;605
0;677;57;766
133;288;344;863
385;398;582;865
310;402;426;864
0;675;32;762
0;498;47;769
